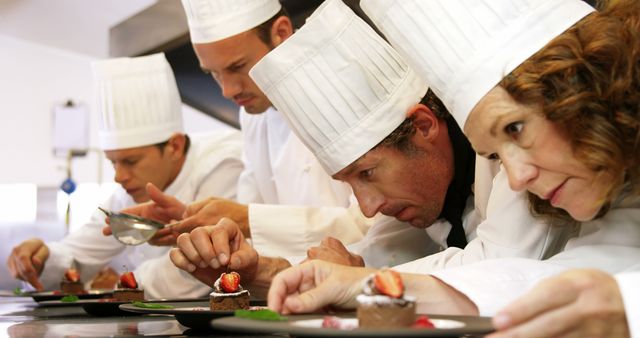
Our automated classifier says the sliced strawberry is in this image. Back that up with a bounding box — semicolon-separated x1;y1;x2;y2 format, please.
120;271;138;289
219;272;240;293
413;314;435;328
65;268;80;282
373;269;404;298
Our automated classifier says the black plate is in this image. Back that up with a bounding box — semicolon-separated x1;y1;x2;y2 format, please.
211;313;495;337
28;289;113;302
120;300;267;331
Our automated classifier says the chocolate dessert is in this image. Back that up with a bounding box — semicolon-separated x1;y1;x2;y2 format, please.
60;268;84;294
210;272;250;311
356;269;416;328
113;271;144;301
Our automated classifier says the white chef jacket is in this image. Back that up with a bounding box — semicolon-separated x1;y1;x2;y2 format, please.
366;158;570;271
616;269;640;338
38;130;244;299
429;200;640;316
236;107;375;258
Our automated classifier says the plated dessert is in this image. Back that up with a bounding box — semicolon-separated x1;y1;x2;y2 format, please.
113;271;144;301
356;269;418;328
60;268;84;295
210;271;250;310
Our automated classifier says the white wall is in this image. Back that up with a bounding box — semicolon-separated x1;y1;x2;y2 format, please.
0;34;233;187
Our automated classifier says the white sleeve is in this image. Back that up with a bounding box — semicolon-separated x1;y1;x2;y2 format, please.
348;216;439;268
40;209;125;290
394;169;569;274
248;201;372;258
429;258;570;316
430;244;640;316
615;271;640;338
134;253;212;299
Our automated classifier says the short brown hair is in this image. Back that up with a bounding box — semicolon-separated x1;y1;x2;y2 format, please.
501;0;640;222
253;6;290;48
376;89;451;154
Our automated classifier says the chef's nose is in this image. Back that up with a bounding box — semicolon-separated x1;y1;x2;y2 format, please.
354;186;384;218
501;154;537;192
113;165;130;185
219;75;242;100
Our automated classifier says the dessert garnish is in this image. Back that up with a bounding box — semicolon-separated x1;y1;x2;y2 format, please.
132;301;174;309
13;287;24;296
219;271;240;293
119;271;138;289
373;269;403;298
234;309;287;321
412;314;435;329
61;295;79;302
64;268;80;283
322;316;358;330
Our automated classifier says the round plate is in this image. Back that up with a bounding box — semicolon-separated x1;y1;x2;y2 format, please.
211;313;495;337
120;300;267;331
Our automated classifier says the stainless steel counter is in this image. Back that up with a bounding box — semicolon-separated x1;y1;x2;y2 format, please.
0;295;282;337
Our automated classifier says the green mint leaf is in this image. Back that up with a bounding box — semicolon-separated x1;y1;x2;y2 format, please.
61;295;79;302
235;309;287;321
132;301;174;309
13;287;24;295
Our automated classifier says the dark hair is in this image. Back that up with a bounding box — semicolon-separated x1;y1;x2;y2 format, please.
376;89;452;154
253;6;290;48
154;135;191;154
501;0;640;222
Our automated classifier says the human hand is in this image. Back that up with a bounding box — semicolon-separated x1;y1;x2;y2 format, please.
488;269;629;338
7;238;49;291
170;197;250;238
89;266;119;289
169;218;258;287
306;237;364;267
268;260;373;314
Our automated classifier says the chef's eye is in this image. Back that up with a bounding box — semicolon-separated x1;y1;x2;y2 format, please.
504;121;524;138
229;63;245;73
487;153;500;161
360;168;374;180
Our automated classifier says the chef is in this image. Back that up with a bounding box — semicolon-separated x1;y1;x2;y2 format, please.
265;0;640;325
115;0;433;262
6;53;244;298
167;0;569;291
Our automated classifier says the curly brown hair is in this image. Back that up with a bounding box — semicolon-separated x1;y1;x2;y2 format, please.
501;0;640;222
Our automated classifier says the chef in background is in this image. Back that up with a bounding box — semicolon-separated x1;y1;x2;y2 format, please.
7;53;244;299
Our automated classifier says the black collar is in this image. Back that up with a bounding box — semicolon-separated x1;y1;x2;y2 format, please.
438;117;476;249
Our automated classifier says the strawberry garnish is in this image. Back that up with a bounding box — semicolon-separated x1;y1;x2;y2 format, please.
65;268;80;282
219;272;240;293
120;271;138;289
413;314;435;328
373;269;404;298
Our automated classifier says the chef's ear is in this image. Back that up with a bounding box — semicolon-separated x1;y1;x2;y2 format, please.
269;15;293;47
165;133;187;159
407;104;440;142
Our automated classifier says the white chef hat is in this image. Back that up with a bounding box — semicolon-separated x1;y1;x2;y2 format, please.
181;0;282;43
361;0;595;128
93;53;184;151
249;0;428;175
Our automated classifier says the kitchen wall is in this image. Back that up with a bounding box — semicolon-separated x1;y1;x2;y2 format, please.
0;34;233;187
